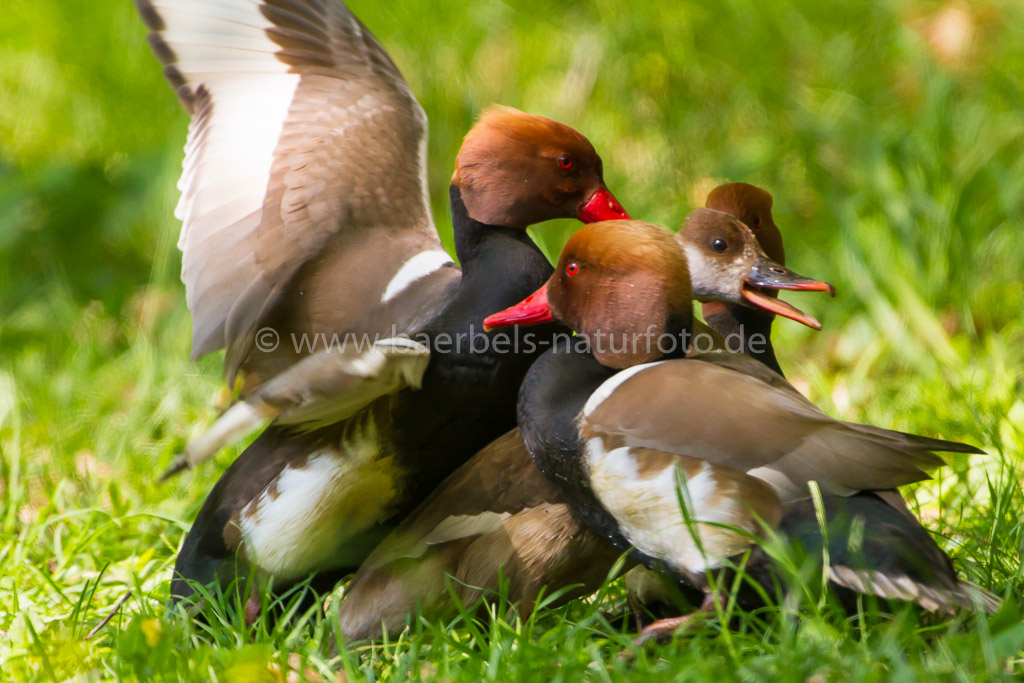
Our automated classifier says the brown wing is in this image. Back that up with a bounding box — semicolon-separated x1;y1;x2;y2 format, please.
687;350;817;404
138;0;448;380
451;503;623;612
337;429;587;642
582;357;954;501
164;336;432;478
359;429;561;570
337;500;620;643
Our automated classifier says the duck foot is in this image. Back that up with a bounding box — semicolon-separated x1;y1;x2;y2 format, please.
625;591;718;652
244;588;261;627
617;611;703;660
632;613;700;647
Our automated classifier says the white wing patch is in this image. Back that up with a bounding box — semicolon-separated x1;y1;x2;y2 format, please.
745;465;807;502
423;511;512;547
582;362;666;418
381;250;455;303
276;336;431;430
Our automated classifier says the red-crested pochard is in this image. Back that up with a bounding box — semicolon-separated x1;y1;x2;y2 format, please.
137;0;628;610
486;219;993;638
335;195;834;642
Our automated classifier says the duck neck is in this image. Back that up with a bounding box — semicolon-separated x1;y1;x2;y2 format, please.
701;302;782;376
448;183;555;316
664;309;695;362
518;307;692;492
450;185;541;269
518;337;616;488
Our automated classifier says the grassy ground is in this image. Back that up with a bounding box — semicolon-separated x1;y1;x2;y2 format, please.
2;0;1024;680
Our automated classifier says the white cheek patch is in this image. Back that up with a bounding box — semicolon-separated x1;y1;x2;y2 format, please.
682;243;745;302
381;250;454;303
585;438;756;574
239;439;399;581
682;244;717;301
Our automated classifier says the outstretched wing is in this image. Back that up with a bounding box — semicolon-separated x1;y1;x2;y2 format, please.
138;0;449;380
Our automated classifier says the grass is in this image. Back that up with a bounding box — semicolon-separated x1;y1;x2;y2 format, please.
1;0;1023;679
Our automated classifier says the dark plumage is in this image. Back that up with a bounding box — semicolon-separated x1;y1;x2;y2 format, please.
138;0;629;612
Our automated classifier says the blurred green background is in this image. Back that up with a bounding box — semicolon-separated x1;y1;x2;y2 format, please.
2;0;1024;678
3;0;1024;372
3;0;1024;364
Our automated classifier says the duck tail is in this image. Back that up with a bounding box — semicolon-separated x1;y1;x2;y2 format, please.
845;422;985;455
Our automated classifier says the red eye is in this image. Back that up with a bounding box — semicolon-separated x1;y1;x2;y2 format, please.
565;262;579;276
558;155;573;170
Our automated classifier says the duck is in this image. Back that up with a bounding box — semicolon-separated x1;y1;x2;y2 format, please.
137;0;628;610
485;219;994;640
335;189;833;643
169;108;626;607
697;183;794;373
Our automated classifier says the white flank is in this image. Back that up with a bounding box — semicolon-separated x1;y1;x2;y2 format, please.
585;439;751;573
582;362;665;417
381;250;454;303
240;439;399;581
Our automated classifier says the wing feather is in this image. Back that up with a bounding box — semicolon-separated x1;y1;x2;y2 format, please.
582;356;975;501
138;0;444;374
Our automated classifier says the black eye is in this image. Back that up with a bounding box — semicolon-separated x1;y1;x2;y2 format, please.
751;215;761;228
711;238;727;252
558;155;574;170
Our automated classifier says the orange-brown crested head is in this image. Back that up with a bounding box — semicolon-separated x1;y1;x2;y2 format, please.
705;182;783;264
484;220;692;368
453;106;628;228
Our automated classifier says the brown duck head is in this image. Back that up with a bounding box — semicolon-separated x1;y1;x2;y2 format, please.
452;106;628;228
485;220;692;368
705;182;783;262
677;207;834;330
